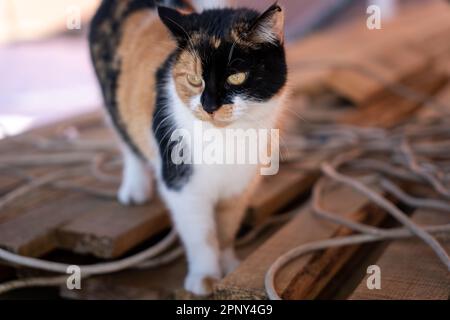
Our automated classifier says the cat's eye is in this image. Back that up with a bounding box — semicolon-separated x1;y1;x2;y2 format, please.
187;74;203;87
227;72;248;86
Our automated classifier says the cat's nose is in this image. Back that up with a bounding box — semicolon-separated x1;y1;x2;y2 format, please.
201;93;219;114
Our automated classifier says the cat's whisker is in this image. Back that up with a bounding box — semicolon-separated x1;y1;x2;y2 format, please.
227;41;237;66
153;114;174;137
282;107;308;123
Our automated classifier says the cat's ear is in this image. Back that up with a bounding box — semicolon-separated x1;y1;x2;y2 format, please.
157;6;189;42
248;2;285;45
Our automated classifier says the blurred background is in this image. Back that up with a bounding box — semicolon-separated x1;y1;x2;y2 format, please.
0;0;433;138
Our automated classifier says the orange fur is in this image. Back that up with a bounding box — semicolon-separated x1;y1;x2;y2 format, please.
172;50;203;105
192;103;235;127
117;11;176;159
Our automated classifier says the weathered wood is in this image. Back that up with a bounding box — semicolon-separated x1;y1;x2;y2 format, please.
350;209;450;300
0;185;71;224
325;46;428;106
61;255;187;300
418;81;450;120
248;164;319;225
0;175;22;196
412;25;450;61
215;183;374;299
0;193;102;256
59;219;278;300
287;1;450;95
280;199;389;300
0;112;169;259
341;69;446;127
56;197;169;258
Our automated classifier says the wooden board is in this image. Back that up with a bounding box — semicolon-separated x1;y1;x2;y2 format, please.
324;46;428;105
340;69;447;127
418;81;450;120
59;218;279;300
286;1;450;96
55;197;170;258
280;199;389;300
215;183;376;299
350;209;450;300
247;163;319;224
0;113;172;259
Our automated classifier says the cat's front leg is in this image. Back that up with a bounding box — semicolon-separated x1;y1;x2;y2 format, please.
118;145;152;205
166;193;221;295
216;193;251;275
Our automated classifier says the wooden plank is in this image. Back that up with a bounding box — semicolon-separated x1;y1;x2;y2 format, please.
248;164;319;225
0;174;171;259
0;184;70;226
215;183;374;299
61;255;187;300
0;175;23;196
412;25;450;61
0;193;96;256
417;80;450;120
59;217;278;300
440;53;450;77
287;1;450;95
350;209;450;300
341;69;447;127
280;199;389;300
56;197;169;258
324;46;428;105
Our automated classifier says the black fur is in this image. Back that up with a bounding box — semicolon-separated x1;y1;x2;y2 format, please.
154;5;287;190
153;54;193;190
159;6;288;113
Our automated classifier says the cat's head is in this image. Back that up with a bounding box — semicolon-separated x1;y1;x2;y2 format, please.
158;3;288;127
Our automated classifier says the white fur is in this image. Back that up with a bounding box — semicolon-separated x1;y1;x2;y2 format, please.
190;0;228;11
253;23;279;45
150;77;282;295
118;145;152;205
189;94;201;112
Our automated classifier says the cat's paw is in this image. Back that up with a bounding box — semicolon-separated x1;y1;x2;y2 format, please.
118;178;152;205
220;248;241;275
184;273;220;296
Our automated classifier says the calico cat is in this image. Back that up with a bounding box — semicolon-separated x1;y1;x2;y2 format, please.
89;0;287;295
